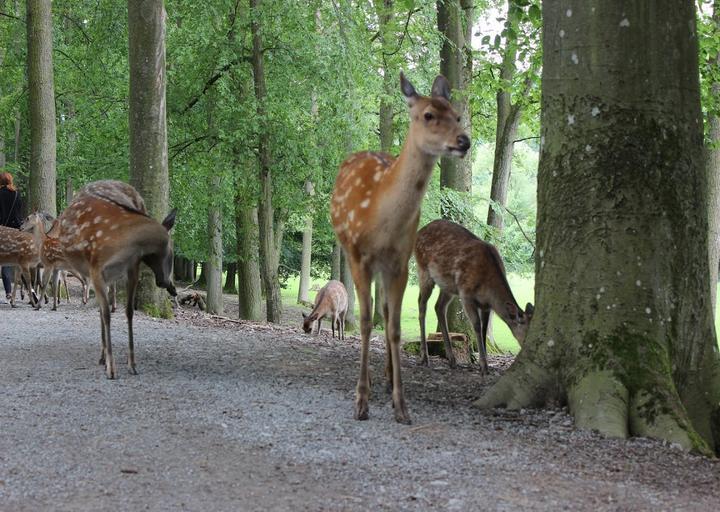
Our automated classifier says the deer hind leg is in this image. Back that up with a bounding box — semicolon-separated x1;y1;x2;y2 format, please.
91;272;115;379
479;309;491;373
21;267;40;309
110;283;117;313
417;271;435;367
382;267;411;424
348;259;373;421
434;290;457;368
461;299;488;375
126;264;140;375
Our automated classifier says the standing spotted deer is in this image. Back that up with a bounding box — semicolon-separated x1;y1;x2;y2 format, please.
55;180;176;378
302;280;348;340
415;219;534;374
331;72;470;424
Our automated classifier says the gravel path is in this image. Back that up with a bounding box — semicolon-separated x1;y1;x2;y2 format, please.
1;296;718;511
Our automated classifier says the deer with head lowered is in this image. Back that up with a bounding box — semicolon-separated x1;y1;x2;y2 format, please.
54;180;176;378
331;72;470;424
302;280;348;340
415;219;534;374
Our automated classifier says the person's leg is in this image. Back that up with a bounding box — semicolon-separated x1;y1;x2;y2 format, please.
1;266;13;297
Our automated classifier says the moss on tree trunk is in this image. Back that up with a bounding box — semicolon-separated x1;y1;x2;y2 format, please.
475;1;720;455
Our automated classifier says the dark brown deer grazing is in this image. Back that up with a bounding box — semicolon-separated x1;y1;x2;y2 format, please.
331;72;470;424
54;180;177;378
415;219;534;374
302;280;349;340
0;226;40;308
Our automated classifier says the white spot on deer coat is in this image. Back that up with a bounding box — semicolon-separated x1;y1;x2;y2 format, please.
360;199;370;208
373;172;382;182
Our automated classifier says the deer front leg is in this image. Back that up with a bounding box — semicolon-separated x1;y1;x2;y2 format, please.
434;291;457;368
349;260;373;421
461;299;488;375
383;268;411;424
92;273;115;379
126;264;140;375
417;272;434;367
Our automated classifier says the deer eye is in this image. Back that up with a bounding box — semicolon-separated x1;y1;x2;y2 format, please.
424;112;434;121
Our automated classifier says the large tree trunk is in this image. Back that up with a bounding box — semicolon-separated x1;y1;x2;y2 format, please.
436;0;474;339
477;1;720;455
205;175;224;315
250;0;282;323
708;0;720;311
128;0;170;315
236;194;262;321
27;0;57;216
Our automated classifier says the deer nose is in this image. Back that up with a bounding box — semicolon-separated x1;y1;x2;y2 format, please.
457;134;470;151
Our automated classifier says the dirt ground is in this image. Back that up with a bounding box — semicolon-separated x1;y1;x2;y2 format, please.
0;286;718;511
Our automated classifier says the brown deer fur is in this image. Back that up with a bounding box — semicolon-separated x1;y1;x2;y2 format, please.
331;73;470;424
415;219;534;373
0;226;40;308
54;180;176;378
302;280;349;340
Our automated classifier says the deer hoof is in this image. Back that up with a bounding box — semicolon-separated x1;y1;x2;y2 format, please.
394;408;412;425
354;400;369;421
128;365;138;376
105;363;116;379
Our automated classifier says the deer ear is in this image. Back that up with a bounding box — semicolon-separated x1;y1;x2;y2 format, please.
162;209;177;231
525;303;535;317
431;75;451;101
400;71;419;106
506;302;519;320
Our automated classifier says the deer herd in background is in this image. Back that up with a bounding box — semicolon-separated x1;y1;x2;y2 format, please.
0;72;532;423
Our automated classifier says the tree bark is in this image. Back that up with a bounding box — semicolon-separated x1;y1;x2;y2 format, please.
708;0;720;311
27;0;57;216
476;1;720;455
437;0;474;339
330;240;342;281
340;249;356;331
250;0;282;323
224;262;237;294
128;0;170;315
236;192;262;321
205;175;224;315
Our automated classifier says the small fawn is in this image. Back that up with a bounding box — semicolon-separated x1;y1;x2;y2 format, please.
331;72;470;424
0;226;40;308
415;219;534;373
54;180;176;378
302;280;349;340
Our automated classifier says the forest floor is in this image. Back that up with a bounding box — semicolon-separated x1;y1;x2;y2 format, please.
0;286;718;511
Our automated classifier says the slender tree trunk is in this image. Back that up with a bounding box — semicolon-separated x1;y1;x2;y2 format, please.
477;1;720;455
27;0;57;216
297;180;314;303
340;249;356;331
250;0;282;323
331;241;342;281
708;0;720;311
14;111;21;164
128;0;170;315
206;175;224;315
236;204;262;321
437;0;474;340
224;262;237;294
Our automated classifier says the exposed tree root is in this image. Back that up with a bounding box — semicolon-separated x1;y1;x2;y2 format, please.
473;357;554;410
568;370;629;439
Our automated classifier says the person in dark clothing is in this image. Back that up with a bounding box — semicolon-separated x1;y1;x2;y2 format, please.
1;171;23;301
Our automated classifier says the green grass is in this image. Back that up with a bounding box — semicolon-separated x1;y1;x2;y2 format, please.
281;274;534;354
282;276;720;354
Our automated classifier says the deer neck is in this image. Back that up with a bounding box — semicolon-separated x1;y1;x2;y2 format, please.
382;137;438;222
